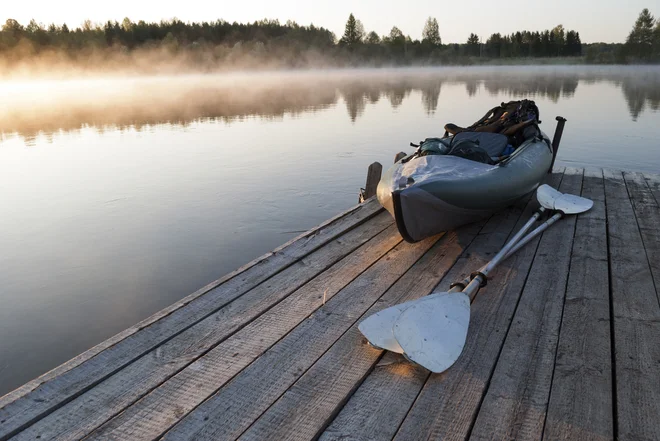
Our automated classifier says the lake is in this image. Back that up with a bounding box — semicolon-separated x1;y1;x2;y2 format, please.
1;65;659;396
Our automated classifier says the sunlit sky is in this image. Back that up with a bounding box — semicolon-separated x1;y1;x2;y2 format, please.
1;0;653;43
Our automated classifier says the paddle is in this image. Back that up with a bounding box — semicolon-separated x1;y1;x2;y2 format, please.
392;187;593;373
358;184;590;357
359;184;561;353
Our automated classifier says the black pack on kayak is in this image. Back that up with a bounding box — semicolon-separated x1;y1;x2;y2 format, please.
377;102;554;243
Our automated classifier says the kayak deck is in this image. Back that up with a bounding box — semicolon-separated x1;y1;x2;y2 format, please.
2;167;660;441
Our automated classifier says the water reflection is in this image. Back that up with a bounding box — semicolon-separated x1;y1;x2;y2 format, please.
482;75;578;102
421;81;441;115
620;74;660;121
0;67;659;139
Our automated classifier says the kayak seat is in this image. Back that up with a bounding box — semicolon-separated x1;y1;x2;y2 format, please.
450;132;509;157
447;140;495;165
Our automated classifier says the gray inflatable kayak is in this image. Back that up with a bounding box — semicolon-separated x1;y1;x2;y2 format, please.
377;128;553;242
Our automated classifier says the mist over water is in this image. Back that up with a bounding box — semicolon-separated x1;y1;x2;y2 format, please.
1;66;659;140
1;65;659;396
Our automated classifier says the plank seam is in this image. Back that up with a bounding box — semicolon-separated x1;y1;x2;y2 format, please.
604;169;619;441
385;219;496;441
0;201;383;409
623;172;660;309
318;216;494;441
643;174;660;207
307;353;387;441
539;168;584;440
78;226;400;441
463;168;566;441
388;179;547;441
2;211;391;441
229;236;446;441
154;235;439;441
94;231;402;440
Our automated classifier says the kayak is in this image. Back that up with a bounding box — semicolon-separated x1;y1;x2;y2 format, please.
377;127;554;242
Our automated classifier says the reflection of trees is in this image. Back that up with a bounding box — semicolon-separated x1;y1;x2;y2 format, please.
483;75;578;102
620;74;660;121
386;86;410;109
367;89;380;104
465;79;479;97
337;81;385;122
342;90;368;122
421;81;442;115
0;78;340;139
2;68;659;139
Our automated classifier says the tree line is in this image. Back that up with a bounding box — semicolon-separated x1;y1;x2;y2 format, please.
339;15;581;58
0;10;658;73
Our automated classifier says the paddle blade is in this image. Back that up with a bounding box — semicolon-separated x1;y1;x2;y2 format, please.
554;193;593;214
536;184;562;210
393;292;470;373
358;304;408;353
358;294;445;353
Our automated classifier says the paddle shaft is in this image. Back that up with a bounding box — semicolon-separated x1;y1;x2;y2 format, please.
504;212;562;259
463;210;566;301
461;206;545;300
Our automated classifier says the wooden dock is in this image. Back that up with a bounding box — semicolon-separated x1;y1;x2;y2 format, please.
1;167;659;441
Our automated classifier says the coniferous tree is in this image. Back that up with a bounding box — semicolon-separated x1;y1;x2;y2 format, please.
466;33;480;56
340;13;363;47
486;33;502;57
625;8;655;59
655;20;660;58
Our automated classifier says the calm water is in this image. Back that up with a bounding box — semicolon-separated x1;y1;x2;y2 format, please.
1;66;659;395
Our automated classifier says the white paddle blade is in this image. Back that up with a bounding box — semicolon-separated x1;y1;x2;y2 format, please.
553;193;593;214
358;294;445;353
393;292;471;373
536;184;562;210
358;304;408;353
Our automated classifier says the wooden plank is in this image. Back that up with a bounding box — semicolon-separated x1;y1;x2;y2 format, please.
387;169;567;441
643;172;660;206
467;168;583;441
86;234;441;441
321;172;563;441
245;182;546;441
238;221;489;441
0;198;384;439
603;169;660;441
624;172;660;301
9;218;400;441
0;196;383;414
319;352;427;441
543;169;613;441
246;170;568;441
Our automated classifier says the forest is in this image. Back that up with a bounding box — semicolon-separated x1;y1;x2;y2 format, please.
0;8;658;75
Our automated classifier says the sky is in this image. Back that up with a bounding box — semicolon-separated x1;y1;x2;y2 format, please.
0;0;654;44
